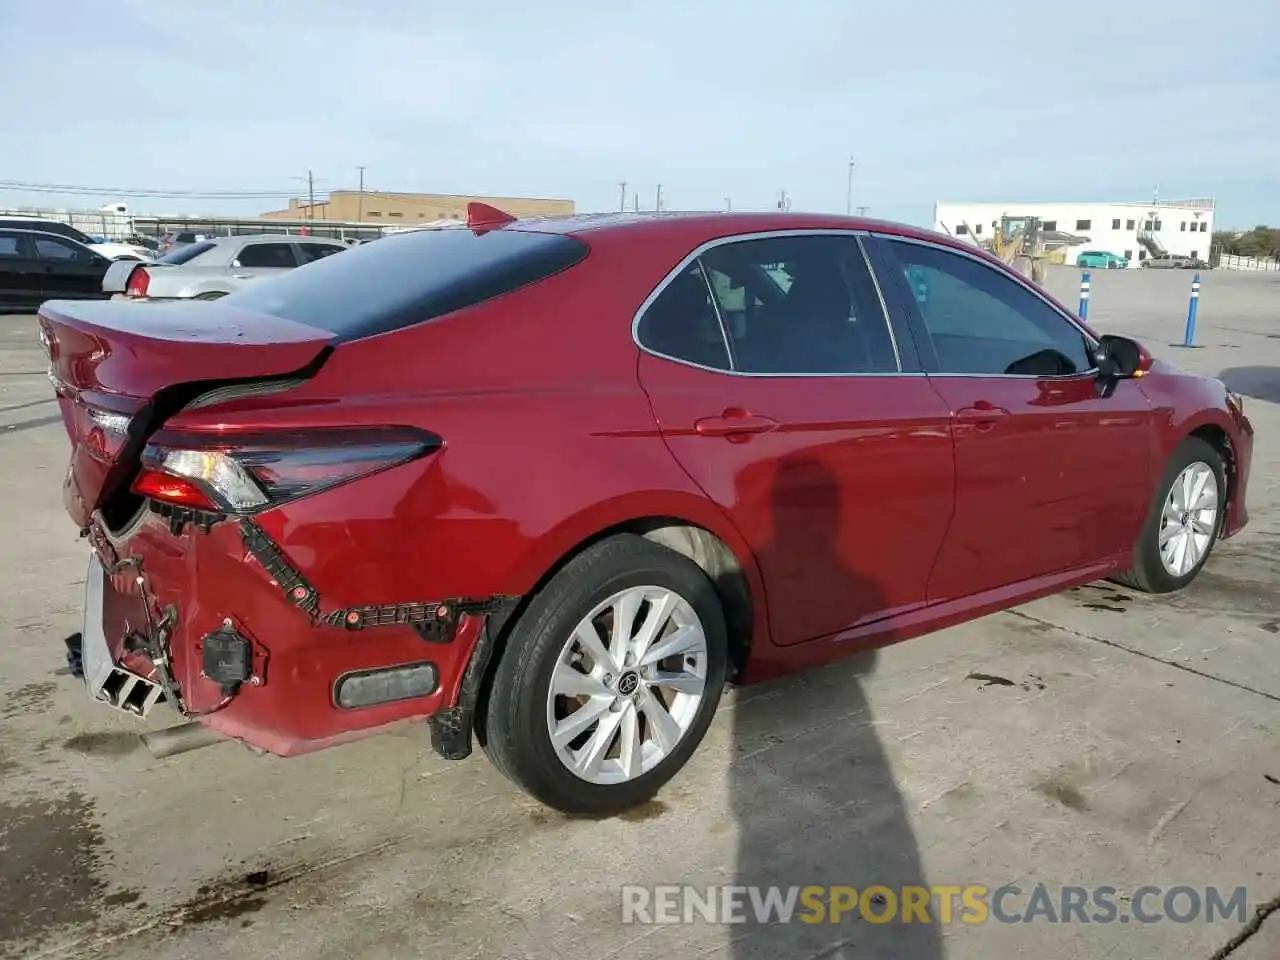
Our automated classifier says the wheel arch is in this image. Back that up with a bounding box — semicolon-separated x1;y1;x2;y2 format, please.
1186;421;1236;531
469;508;763;752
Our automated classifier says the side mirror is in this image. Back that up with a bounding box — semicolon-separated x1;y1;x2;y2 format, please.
1094;334;1143;380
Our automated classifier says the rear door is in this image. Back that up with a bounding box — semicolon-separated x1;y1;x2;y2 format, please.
636;231;955;647
869;234;1153;603
30;235;107;299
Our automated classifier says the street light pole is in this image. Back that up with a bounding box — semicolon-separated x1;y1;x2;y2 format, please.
618;181;627;212
846;156;855;216
357;166;366;222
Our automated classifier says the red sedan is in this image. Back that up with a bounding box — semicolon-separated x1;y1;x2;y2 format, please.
41;204;1253;814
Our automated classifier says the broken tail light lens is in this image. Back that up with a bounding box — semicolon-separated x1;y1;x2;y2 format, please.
132;426;440;514
69;399;139;463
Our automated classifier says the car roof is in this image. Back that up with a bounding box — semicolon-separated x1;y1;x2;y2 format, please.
506;210;983;256
0;226;92;245
204;234;346;246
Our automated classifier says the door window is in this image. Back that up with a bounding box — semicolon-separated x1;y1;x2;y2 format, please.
699;234;898;374
235;243;298;268
34;236;92;263
298;242;345;263
635;262;732;371
0;233;23;258
885;240;1093;377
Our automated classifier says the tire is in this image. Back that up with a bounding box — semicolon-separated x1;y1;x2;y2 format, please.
194;291;227;301
481;533;729;815
1113;437;1225;593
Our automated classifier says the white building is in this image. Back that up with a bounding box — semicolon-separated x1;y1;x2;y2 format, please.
933;198;1215;267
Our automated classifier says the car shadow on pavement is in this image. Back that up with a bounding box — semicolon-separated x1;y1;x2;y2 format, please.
729;454;943;960
1218;366;1280;404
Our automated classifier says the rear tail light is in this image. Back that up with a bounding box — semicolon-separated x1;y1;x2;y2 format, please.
125;266;150;298
131;426;441;514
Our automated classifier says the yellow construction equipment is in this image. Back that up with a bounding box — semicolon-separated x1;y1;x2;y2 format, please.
951;215;1090;287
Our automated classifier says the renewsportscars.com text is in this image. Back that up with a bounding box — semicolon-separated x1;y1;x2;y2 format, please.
621;884;1249;926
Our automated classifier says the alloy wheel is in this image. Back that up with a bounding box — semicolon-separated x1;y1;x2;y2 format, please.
1158;461;1219;577
545;585;708;785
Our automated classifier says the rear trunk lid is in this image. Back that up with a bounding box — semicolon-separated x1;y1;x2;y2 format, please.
38;299;335;528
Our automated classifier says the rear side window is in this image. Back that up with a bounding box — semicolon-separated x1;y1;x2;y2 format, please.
236;243;298;268
298;242;345;262
156;241;216;265
221;227;589;340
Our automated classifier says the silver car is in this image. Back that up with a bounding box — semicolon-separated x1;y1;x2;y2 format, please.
103;234;348;301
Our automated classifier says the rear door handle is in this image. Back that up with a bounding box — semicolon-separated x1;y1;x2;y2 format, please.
694;410;779;438
955;400;1010;420
231;273;254;279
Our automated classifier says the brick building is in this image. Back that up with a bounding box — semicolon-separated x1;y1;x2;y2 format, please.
262;190;574;224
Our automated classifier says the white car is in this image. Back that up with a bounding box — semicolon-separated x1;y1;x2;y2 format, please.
0;217;153;261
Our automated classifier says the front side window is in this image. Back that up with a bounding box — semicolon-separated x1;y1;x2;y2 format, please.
885;239;1092;377
699;234;898;375
0;233;23;258
236;243;298;268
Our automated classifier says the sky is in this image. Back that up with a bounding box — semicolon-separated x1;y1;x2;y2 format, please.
2;0;1278;229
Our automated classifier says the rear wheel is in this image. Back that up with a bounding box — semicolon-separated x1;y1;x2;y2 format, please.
482;534;728;815
1114;437;1224;593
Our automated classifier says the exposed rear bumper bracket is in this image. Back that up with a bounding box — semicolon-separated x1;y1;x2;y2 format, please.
239;519;516;639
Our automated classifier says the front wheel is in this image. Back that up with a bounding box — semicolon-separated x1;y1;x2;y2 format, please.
1114;437;1225;593
481;534;729;815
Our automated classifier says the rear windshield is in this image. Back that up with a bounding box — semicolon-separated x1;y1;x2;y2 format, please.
219;227;588;340
156;240;217;265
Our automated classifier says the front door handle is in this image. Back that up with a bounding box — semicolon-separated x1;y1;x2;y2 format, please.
231;273;254;279
695;409;779;439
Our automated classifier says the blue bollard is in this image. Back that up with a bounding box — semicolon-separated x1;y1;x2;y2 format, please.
1182;273;1201;346
1078;270;1091;320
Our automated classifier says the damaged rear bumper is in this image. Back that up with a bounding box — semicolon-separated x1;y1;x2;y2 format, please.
69;508;518;760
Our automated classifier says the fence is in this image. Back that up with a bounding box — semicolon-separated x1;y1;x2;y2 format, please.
0;205;405;243
1213;253;1280;272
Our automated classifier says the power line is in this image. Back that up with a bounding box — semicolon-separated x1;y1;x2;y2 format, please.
0;178;317;200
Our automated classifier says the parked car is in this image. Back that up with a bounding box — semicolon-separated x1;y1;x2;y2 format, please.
0;217;153;261
1076;250;1128;270
1142;254;1188;269
159;230;214;252
103;234;348;301
0;228;111;311
42;208;1254;815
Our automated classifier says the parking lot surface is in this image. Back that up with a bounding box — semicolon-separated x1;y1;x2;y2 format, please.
1;266;1278;959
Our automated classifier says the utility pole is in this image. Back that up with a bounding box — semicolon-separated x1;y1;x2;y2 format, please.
618;181;627;212
725;197;732;212
846;156;855;216
633;192;639;213
307;169;316;221
655;184;662;212
357;166;366;221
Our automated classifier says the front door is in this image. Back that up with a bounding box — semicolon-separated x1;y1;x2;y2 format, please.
636;232;955;647
0;231;41;307
871;235;1153;603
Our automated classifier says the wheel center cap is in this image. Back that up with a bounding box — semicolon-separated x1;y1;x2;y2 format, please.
616;671;640;696
1180;510;1191;526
